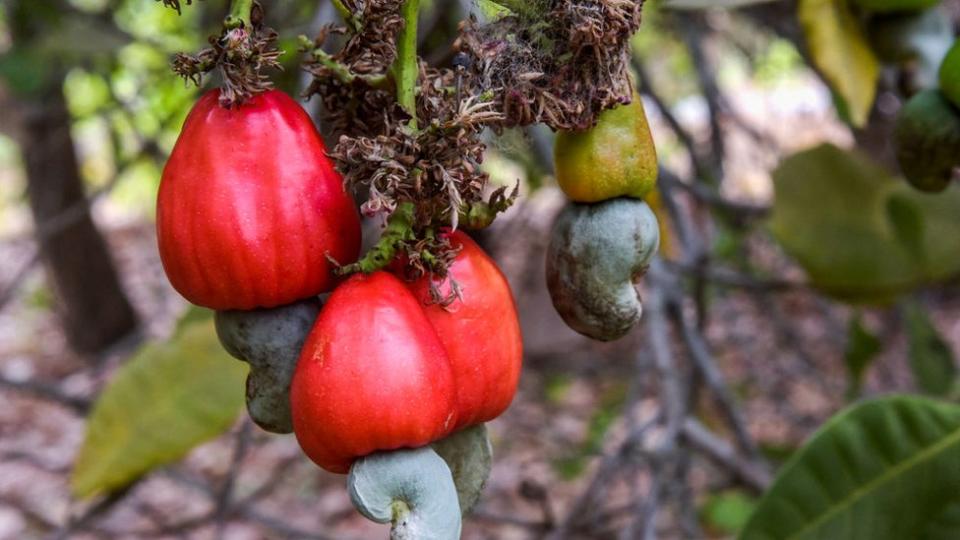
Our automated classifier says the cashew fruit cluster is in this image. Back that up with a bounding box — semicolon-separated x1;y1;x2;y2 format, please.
290;232;522;473
893;39;960;193
547;94;661;341
157;90;522;538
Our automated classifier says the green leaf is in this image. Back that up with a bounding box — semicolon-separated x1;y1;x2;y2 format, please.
798;0;880;127
71;319;247;498
769;144;960;303
844;314;882;400
905;302;958;397
924;500;960;539
702;490;757;535
741;395;960;540
886;194;927;265
476;0;513;18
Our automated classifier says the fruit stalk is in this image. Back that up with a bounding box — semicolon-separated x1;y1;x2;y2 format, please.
225;0;253;29
393;0;420;130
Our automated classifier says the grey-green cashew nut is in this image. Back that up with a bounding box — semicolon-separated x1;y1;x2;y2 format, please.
214;298;321;433
348;447;462;540
546;197;660;342
431;424;492;515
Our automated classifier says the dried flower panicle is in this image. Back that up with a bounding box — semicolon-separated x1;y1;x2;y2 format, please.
303;0;645;282
173;2;282;107
458;0;644;132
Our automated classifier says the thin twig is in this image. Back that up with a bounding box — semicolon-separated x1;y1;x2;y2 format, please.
214;420;252;538
665;259;805;292
0;250;41;310
681;418;771;493
679;14;725;182
668;295;763;461
659;168;770;220
0;376;91;414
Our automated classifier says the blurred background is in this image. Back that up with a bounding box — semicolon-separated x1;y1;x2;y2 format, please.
1;0;960;538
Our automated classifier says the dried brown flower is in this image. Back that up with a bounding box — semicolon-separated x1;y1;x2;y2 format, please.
172;2;282;107
303;0;645;279
458;0;644;132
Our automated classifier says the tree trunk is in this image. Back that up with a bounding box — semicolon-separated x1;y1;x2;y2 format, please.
19;92;138;355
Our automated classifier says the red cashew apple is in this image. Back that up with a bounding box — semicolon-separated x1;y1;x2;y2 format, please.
290;232;523;473
156;89;361;310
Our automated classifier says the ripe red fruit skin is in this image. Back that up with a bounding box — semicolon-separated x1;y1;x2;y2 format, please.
290;272;458;474
408;232;523;430
156;89;361;310
291;232;523;473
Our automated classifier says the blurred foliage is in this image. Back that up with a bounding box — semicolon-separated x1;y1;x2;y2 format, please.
798;0;880;126
0;0;321;220
905;301;958;397
701;490;757;536
72;313;246;499
843;313;883;400
770;144;960;303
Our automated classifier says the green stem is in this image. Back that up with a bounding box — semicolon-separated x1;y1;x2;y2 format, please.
458;184;519;230
299;36;389;88
336;202;416;275
224;0;253;29
330;0;361;31
485;0;539;18
392;0;420;130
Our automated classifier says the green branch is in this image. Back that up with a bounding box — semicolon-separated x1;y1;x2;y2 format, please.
336;202;416;275
485;0;540;18
300;36;389;88
330;0;361;31
458;184;519;230
224;0;253;29
391;0;420;130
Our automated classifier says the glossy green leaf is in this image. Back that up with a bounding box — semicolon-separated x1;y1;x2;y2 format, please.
844;314;882;400
905;302;958;397
72;319;246;498
798;0;879;126
769;144;960;303
741;395;960;539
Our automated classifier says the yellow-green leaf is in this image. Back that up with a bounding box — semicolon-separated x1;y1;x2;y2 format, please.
798;0;880;127
769;144;960;303
71;319;247;498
